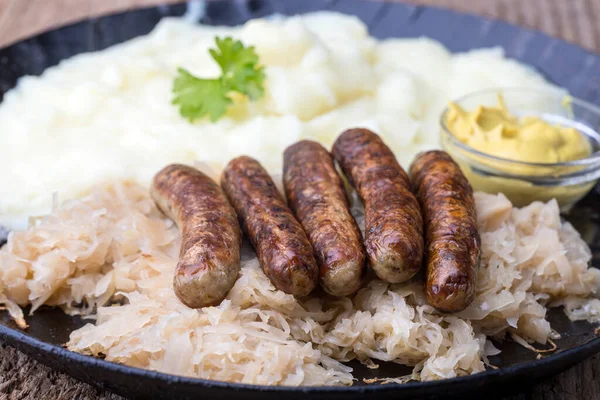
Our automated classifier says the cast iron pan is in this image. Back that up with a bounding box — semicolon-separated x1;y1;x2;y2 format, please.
1;1;600;399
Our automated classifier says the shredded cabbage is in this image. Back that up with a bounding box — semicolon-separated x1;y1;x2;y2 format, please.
1;182;598;385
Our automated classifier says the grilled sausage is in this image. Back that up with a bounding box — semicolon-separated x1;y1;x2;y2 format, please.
410;150;480;313
283;140;366;297
221;156;319;296
152;164;242;308
332;128;424;283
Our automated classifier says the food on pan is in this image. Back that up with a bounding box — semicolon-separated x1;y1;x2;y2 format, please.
445;94;591;164
283;140;365;296
221;156;319;296
1;9;600;390
441;89;600;208
0;12;560;231
2;182;600;385
410;151;480;312
332;128;424;283
151;164;241;308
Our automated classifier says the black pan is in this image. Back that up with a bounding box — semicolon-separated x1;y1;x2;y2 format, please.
1;1;600;399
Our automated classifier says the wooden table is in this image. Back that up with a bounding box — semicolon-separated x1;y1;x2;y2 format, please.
0;0;599;51
0;1;599;399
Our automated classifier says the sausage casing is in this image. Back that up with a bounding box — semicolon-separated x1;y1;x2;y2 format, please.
283;140;366;297
332;128;424;283
409;150;480;313
151;164;242;308
221;156;319;296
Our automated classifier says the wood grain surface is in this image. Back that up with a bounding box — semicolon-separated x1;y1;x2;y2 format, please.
1;1;599;400
0;0;599;52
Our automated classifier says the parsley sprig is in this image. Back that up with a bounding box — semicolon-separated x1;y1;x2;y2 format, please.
172;37;266;122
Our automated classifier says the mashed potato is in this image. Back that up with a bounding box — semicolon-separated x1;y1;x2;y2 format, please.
0;12;554;230
1;182;599;385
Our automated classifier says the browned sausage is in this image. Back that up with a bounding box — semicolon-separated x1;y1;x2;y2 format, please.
151;164;242;308
332;128;423;283
221;156;319;296
409;150;480;313
283;140;366;297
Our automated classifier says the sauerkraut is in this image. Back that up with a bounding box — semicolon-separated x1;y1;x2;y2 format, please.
1;182;599;385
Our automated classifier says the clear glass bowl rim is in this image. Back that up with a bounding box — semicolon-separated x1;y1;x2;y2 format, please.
440;87;600;170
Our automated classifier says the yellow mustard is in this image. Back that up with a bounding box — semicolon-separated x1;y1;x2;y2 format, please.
443;94;594;208
446;95;591;163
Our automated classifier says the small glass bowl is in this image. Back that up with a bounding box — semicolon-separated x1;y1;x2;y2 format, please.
440;88;600;209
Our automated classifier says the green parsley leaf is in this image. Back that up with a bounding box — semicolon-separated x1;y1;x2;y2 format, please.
210;37;266;100
172;37;266;123
172;68;231;122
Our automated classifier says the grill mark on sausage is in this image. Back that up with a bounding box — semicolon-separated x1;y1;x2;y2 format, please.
151;164;241;308
410;150;480;313
284;140;366;297
332;128;424;283
221;156;319;296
